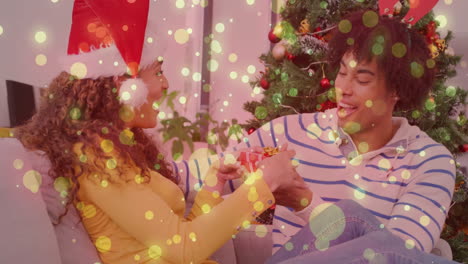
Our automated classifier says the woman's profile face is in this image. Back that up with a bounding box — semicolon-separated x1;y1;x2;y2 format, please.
130;61;169;129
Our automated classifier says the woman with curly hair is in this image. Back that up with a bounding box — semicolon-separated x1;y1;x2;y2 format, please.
15;55;302;264
13;1;304;263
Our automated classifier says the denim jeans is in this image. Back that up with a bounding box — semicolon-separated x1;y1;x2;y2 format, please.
266;200;459;264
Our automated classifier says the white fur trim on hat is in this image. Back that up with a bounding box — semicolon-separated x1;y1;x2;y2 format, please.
118;78;149;108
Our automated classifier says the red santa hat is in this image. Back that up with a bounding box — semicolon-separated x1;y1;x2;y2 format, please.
63;0;164;108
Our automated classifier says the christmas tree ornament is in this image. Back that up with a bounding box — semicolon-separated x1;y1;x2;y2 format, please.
460;144;468;153
268;29;281;43
286;52;296;61
260;78;270;90
313;27;323;40
247;127;255;135
299;19;310;35
272;42;287;61
320;77;331;90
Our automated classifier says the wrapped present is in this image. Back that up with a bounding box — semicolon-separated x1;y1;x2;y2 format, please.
238;147;280;225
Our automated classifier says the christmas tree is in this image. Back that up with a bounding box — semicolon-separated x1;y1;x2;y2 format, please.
242;0;468;262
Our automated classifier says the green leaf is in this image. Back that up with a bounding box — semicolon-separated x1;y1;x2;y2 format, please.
172;140;184;160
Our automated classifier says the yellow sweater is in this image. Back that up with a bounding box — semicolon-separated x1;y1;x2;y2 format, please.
74;143;274;264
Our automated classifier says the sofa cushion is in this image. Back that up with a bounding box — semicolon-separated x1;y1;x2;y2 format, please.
0;138;61;263
29;147;102;264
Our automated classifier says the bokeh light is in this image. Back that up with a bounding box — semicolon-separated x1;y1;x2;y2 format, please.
174;29;189;44
358;142;369;153
435;15;447;28
0;25;3;36
35;54;47;66
255;225;268;238
215;23;225;33
23;170;42;193
446;86;456;97
378;158;391;171
372;43;384;55
392;43;407;58
363;248;375;260
13;159;24;170
207;59;219;72
210;40;222;53
181;67;190;76
203;84;212;92
200;0;209;7
247;65;256;74
354;188;366;199
410;62;424;78
362;10;379;28
145;210;154;220
309;204;345;251
35;31;47;43
228;53;238;62
70;62;88;79
420;215;430;226
148;245;162;259
230;71;238;79
179;96;187;105
405;239;415;249
241;75;249;83
246;0;255;5
338;20;352;33
401;169;411;180
192;72;202;82
82;204;97;218
176;0;185;8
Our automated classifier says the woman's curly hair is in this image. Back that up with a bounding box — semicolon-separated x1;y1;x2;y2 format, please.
15;71;176;224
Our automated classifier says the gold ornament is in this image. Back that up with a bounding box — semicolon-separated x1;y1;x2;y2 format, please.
263;147;280;157
429;44;439;58
299;19;310;35
435;38;446;51
428;39;446;58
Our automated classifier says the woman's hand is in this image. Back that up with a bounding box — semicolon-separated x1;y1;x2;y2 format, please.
256;149;298;193
202;158;244;194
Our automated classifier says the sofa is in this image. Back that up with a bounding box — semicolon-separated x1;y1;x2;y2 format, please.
0;137;453;263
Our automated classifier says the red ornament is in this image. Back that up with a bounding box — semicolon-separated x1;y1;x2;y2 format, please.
320;77;331;90
247;128;256;135
260;78;270;90
321;101;336;111
460;144;468;153
286;52;296;60
313;27;323;40
268;29;281;43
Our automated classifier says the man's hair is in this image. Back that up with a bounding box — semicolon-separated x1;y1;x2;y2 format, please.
327;10;435;111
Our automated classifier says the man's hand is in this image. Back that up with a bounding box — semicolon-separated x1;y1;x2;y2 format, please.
273;172;312;212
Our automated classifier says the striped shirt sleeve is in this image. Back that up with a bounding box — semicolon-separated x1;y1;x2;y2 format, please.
386;145;455;252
